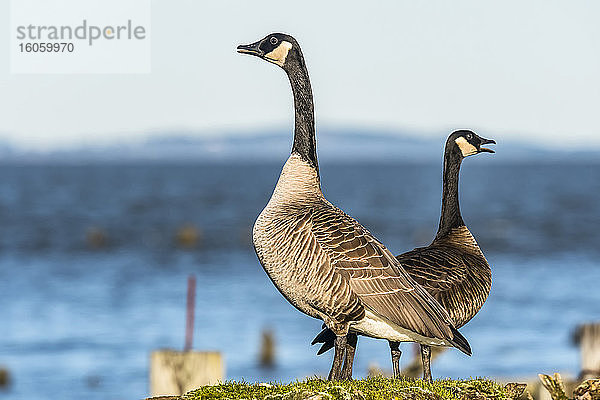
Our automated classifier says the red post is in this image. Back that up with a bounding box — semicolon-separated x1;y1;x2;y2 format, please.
184;275;196;351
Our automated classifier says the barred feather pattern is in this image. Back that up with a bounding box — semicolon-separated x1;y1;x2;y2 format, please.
253;154;459;342
396;226;492;328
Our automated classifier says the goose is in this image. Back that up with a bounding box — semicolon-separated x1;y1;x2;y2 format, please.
312;130;495;381
237;33;471;381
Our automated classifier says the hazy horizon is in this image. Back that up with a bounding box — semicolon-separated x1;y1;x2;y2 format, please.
0;124;597;152
1;127;598;166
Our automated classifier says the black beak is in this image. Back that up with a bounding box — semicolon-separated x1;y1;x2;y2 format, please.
237;40;263;57
479;137;496;153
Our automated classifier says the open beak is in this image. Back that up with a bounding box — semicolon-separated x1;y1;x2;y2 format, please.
479;138;496;153
237;41;263;57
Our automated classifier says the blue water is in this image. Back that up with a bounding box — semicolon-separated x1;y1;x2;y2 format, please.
0;161;599;400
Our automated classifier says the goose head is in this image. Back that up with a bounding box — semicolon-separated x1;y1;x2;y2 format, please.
449;129;496;158
237;33;299;70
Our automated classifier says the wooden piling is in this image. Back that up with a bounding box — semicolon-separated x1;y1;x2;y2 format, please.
150;350;223;396
149;275;224;397
0;367;10;388
185;276;196;352
574;322;600;380
176;225;202;249
259;329;275;367
86;226;108;249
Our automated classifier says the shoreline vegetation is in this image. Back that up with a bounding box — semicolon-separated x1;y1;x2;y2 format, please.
148;377;515;400
146;375;600;400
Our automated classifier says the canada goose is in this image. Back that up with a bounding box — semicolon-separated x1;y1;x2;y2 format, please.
238;33;471;381
312;130;495;381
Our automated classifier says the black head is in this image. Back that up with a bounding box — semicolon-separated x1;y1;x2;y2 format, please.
447;129;496;158
237;33;300;69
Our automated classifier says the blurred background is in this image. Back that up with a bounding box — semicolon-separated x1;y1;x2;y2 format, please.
0;1;599;399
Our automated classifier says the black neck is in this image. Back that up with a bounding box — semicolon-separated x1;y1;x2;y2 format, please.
436;146;464;239
284;53;319;175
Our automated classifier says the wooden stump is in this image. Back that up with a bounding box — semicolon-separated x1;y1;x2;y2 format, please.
574;323;600;380
176;225;202;249
0;367;10;388
150;350;223;397
259;329;275;367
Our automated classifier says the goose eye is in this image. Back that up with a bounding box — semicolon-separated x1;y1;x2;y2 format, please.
466;133;473;140
270;37;278;45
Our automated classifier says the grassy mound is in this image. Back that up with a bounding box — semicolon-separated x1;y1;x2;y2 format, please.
180;377;512;400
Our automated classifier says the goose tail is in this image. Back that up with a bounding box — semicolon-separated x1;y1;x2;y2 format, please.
449;326;472;356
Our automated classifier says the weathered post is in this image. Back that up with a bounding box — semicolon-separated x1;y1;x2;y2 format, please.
0;366;10;389
149;275;224;397
259;328;275;367
574;322;600;380
176;224;202;248
150;350;223;396
184;276;196;352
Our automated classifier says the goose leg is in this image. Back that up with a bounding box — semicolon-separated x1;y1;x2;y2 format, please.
421;345;432;382
328;335;347;381
340;333;357;380
389;341;402;379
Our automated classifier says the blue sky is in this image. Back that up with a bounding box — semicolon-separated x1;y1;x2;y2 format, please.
0;0;599;150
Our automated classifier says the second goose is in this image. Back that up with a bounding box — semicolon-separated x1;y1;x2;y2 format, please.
313;130;495;380
237;33;471;381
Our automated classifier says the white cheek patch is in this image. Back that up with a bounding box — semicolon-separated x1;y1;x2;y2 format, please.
265;41;293;67
455;137;478;157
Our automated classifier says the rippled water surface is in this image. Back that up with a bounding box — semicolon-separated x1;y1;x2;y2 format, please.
0;161;599;400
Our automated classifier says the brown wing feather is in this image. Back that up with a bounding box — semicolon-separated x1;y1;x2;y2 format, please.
310;202;457;341
396;246;469;294
397;244;491;327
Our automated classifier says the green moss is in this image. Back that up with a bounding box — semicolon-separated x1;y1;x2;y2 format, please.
181;377;509;400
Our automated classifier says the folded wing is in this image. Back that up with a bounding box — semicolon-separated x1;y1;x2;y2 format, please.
310;203;461;344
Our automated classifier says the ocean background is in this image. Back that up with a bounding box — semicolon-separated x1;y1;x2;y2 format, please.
0;157;599;400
